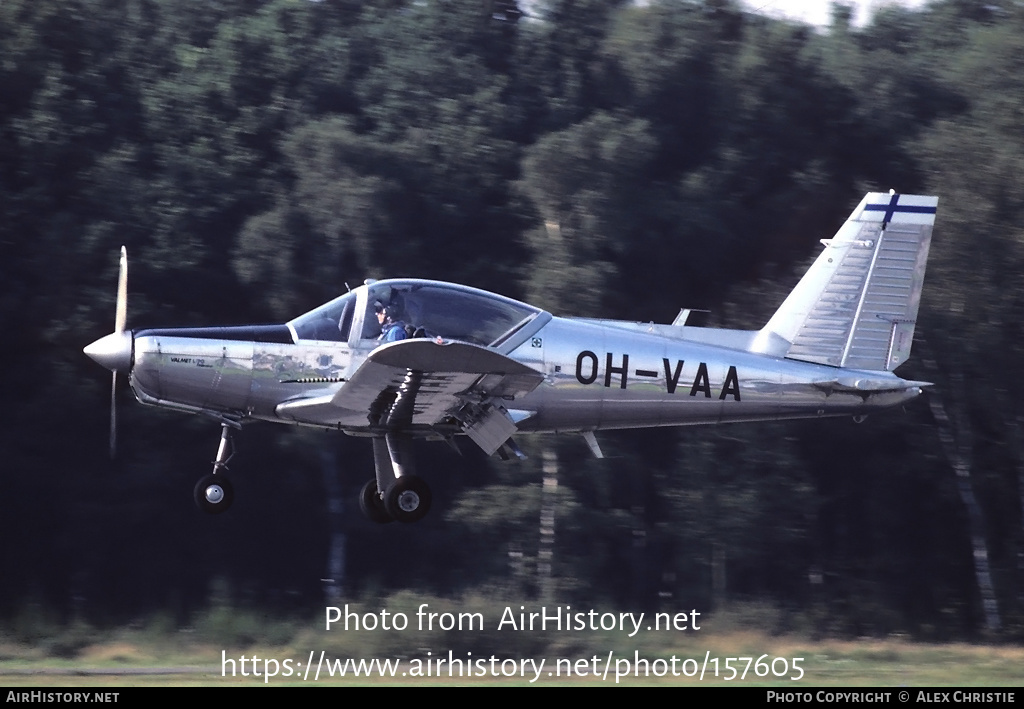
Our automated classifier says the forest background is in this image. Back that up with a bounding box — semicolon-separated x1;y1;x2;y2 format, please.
2;0;1024;645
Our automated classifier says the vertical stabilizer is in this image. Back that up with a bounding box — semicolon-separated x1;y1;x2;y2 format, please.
753;192;937;371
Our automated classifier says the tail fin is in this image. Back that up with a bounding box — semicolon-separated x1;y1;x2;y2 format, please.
754;192;937;371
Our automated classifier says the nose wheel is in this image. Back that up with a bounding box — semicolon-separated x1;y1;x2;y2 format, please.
194;422;238;514
194;474;234;514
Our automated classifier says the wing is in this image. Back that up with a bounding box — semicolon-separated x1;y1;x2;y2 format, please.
275;339;544;454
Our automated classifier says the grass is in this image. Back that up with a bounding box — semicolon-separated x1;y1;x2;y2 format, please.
2;633;1022;686
1;598;1021;686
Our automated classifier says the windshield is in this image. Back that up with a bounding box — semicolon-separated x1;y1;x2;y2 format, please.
288;291;356;342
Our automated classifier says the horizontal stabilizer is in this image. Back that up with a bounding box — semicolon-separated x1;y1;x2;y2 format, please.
811;376;932;394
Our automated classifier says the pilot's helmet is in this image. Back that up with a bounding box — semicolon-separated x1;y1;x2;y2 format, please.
375;301;400;322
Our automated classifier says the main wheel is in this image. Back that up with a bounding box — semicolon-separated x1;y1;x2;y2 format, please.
194;474;234;514
359;479;393;524
384;476;432;524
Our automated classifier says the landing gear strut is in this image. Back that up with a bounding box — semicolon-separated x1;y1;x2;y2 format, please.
194;423;236;514
359;434;432;524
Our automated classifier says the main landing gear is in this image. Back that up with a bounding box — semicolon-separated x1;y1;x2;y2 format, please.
359;434;432;524
194;423;236;514
190;425;432;522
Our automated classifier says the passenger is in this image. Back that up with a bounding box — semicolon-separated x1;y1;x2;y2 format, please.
375;301;408;343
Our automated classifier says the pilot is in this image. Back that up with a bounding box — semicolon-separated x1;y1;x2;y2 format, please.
375;301;408;343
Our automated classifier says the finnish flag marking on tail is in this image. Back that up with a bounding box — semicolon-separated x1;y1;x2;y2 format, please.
861;193;938;226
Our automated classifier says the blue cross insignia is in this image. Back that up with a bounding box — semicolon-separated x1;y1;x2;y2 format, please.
863;193;937;225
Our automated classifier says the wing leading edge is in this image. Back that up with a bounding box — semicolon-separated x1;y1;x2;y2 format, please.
275;339;543;454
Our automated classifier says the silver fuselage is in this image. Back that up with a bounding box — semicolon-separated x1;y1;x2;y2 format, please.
128;281;920;438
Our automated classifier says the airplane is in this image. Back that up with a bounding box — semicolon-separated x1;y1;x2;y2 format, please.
84;191;938;524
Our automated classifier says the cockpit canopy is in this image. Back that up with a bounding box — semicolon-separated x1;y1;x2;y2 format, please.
288;279;542;348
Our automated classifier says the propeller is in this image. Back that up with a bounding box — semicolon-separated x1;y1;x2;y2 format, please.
84;246;131;458
111;246;127;457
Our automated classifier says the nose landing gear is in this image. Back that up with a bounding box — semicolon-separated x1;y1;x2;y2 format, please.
194;422;237;514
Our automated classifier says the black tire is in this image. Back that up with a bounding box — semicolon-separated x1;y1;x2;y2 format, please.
359;479;393;524
194;474;234;514
384;476;431;524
